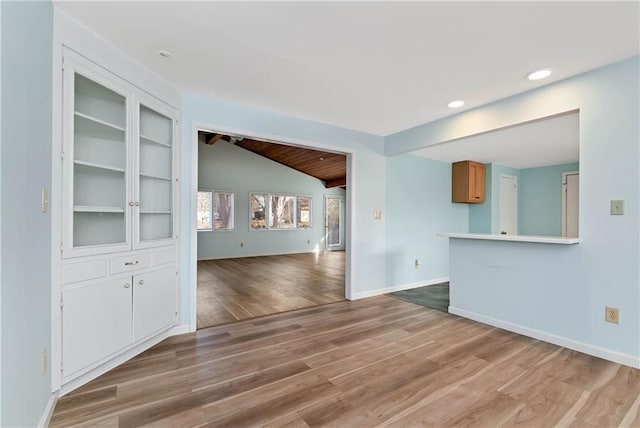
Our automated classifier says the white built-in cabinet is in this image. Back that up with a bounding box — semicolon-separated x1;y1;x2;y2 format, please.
59;48;179;384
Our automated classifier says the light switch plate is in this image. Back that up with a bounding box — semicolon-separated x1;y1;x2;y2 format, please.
610;200;624;215
41;188;48;213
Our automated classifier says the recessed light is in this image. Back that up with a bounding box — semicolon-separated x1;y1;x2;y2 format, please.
158;50;171;58
447;100;465;109
527;69;551;81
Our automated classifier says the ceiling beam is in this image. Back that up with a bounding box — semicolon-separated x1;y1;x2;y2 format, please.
206;134;224;145
325;177;346;188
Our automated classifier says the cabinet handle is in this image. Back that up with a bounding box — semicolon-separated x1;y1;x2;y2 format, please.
135;201;140;206
138;280;144;285
123;283;130;288
128;201;134;207
125;260;139;266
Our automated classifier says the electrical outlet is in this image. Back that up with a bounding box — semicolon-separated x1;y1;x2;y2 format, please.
414;259;420;269
240;242;244;248
307;239;311;244
605;306;619;324
374;210;382;220
42;349;48;376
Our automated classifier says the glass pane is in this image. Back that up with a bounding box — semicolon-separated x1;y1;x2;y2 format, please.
250;194;267;230
72;73;127;248
327;198;341;246
197;192;212;230
139;105;173;241
213;192;234;230
297;197;311;228
270;195;295;229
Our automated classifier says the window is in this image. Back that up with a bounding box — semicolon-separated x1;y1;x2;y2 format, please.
296;196;311;228
270;195;295;229
197;191;212;230
250;193;267;229
213;191;234;230
250;193;312;230
197;191;234;231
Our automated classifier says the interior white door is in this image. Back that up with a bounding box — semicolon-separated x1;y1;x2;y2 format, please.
563;172;579;238
325;195;345;251
499;175;518;235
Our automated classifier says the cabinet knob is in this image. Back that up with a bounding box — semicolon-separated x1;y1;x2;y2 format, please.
123;283;130;288
129;201;134;207
138;280;144;285
135;201;140;206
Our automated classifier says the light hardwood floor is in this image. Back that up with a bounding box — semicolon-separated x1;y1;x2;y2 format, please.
50;295;640;427
197;252;345;329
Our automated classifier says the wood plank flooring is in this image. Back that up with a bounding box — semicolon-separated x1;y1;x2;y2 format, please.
50;295;640;427
197;252;345;329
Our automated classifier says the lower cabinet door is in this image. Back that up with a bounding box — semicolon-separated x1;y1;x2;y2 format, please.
133;267;177;342
62;279;133;377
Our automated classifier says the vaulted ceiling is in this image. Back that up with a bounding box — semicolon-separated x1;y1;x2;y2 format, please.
199;132;346;188
55;2;639;136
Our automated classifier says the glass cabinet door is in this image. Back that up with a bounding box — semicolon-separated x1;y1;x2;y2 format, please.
136;102;174;244
68;70;130;252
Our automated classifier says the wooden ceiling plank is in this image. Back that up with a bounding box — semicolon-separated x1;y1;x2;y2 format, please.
206;134;224;145
325;177;346;188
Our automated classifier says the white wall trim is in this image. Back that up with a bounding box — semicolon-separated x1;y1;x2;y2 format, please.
189;121;356;332
197;249;327;262
38;393;58;428
449;306;640;369
169;324;190;336
352;277;449;300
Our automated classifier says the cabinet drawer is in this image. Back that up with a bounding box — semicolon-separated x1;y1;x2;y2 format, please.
110;253;151;275
62;258;107;285
152;247;176;267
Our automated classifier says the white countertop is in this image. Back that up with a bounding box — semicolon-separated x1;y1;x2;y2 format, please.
437;232;580;245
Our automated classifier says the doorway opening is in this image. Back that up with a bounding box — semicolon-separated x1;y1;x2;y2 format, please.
562;171;579;238
499;174;518;235
194;130;349;329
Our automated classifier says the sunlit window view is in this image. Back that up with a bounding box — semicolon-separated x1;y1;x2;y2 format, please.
197;191;234;231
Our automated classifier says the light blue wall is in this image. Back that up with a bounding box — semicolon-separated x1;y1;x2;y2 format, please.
386;154;468;286
385;57;640;361
1;1;53;426
519;162;579;236
182;92;386;321
468;163;492;233
198;141;345;259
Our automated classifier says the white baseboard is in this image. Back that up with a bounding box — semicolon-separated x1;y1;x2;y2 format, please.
38;392;58;428
169;324;191;336
352;277;449;300
449;306;640;369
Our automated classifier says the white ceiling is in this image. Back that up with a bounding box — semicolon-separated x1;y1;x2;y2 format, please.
411;112;579;169
54;1;639;136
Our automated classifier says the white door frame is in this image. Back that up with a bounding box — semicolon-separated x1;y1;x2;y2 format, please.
324;195;345;251
499;174;518;235
562;171;579;238
189;121;354;332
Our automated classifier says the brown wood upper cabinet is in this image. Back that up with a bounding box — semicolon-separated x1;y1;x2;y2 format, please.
452;160;485;203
